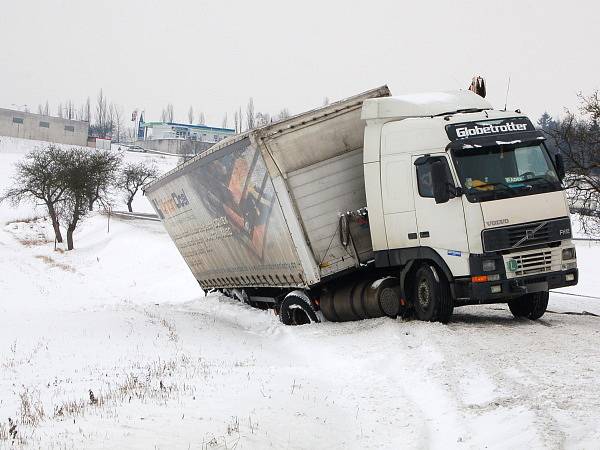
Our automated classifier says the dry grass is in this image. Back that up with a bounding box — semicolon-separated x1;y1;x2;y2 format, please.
19;388;45;427
5;215;47;225
5;355;199;446
35;255;75;272
19;238;53;246
144;310;180;342
2;339;47;370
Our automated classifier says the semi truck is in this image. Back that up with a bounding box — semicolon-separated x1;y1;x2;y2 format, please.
144;85;578;325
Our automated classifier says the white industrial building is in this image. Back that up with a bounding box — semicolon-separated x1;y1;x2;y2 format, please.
0;108;89;146
141;122;235;144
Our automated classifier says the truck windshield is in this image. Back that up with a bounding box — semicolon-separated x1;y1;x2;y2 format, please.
452;143;561;202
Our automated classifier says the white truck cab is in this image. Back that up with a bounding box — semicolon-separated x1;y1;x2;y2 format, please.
361;91;578;320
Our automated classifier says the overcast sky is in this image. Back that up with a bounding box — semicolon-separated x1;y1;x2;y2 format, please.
1;0;598;128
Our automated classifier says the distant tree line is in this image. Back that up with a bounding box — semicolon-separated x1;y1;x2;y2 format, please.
1;146;158;250
31;90;300;144
538;91;600;234
162;98;292;134
35;89;127;142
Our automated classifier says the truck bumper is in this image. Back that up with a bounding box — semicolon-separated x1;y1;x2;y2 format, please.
453;268;579;305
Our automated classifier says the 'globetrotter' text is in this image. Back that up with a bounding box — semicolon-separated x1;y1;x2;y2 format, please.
455;122;528;138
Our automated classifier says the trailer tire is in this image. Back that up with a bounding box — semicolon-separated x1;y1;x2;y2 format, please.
508;291;549;320
411;264;453;323
280;292;320;326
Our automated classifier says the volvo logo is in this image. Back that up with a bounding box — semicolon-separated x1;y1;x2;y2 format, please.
512;221;547;248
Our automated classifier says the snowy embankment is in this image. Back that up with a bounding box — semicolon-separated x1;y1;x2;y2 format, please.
1;137;599;449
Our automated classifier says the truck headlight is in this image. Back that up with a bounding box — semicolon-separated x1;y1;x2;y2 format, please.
562;247;576;261
482;259;496;272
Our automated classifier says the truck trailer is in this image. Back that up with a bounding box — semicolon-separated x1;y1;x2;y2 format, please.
144;86;578;325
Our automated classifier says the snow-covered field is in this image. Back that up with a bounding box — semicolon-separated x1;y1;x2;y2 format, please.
1;137;599;449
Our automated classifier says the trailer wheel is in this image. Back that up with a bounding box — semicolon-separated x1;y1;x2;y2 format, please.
279;292;319;326
508;291;549;320
411;264;453;323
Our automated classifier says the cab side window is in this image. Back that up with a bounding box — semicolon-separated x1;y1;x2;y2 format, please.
416;157;453;198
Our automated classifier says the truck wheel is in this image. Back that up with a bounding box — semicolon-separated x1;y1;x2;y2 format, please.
280;292;319;326
412;264;453;323
508;291;549;320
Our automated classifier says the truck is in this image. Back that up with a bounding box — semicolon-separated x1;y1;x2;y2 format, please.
144;85;578;325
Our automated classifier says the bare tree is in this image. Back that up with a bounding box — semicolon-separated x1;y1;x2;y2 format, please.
112;105;124;142
84;97;91;122
246;98;255;130
323;97;330;106
198;111;205;125
43;101;50;116
117;161;159;212
543;91;600;234
1;146;69;243
188;106;194;124
60;149;90;250
37;104;43;115
84;148;122;211
255;112;271;126
94;89;110;138
233;110;240;133
57;103;63;118
222;113;228;129
277;108;291;120
60;148;120;249
65;100;75;120
166;104;174;122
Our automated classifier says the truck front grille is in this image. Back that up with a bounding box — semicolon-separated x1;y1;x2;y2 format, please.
505;248;562;278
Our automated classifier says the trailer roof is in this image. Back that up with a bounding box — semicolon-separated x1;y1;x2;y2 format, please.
361;90;492;120
145;86;391;193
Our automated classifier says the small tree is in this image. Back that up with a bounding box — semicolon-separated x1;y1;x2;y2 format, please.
59;149;94;250
1;146;70;243
84;149;122;211
117;161;159;212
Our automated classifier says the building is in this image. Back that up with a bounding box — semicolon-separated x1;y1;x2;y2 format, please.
0;108;89;146
142;122;235;144
134;120;236;156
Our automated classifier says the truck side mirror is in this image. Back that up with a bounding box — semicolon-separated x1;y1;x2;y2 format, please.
431;161;451;204
555;153;565;181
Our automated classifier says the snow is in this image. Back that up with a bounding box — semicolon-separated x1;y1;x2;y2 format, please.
1;137;600;449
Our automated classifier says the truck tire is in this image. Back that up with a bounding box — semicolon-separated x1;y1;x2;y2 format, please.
280;292;320;326
412;264;454;323
508;291;549;320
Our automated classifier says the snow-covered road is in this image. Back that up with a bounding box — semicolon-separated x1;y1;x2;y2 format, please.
1;138;599;449
1;213;599;449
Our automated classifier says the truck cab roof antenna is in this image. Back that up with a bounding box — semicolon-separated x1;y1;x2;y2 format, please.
504;75;511;111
